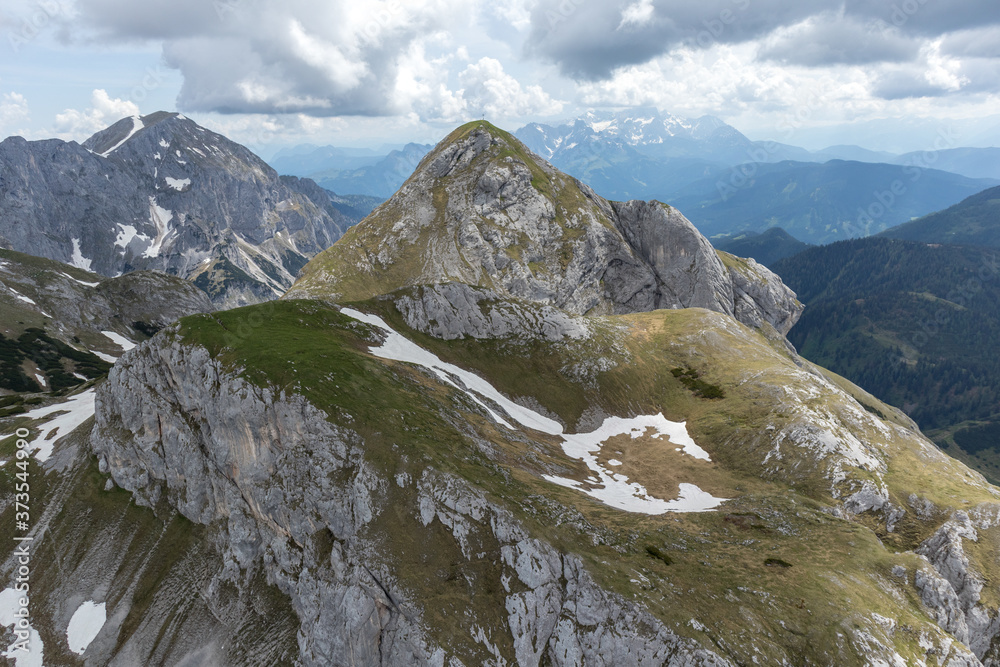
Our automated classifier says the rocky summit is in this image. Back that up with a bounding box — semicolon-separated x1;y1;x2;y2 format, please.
4;120;1000;667
289;122;802;336
0;112;357;309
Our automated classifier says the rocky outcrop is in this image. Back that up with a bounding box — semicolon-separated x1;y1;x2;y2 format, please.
611;200;731;316
288;122;802;334
393;283;591;341
0;112;356;307
916;512;1000;662
721;253;804;335
91;331;731;666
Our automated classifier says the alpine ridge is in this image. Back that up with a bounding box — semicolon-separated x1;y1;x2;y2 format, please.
288;121;803;336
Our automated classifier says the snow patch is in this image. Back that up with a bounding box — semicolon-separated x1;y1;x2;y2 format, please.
0;588;44;667
16;389;97;462
142;197;174;258
114;224;144;250
608;459;623;466
159;139;170;148
99;116;144;157
70;239;93;271
9;289;36;306
342;308;725;515
61;273;99;287
33;373;46;389
101;331;135;352
91;350;117;363
164;177;191;191
343;308;560;434
544;415;724;514
66;601;106;655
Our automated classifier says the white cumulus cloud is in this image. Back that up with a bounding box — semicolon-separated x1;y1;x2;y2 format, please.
0;92;30;135
619;0;655;29
52;89;140;141
459;57;564;120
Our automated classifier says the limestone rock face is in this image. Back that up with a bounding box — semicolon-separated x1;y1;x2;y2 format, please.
91;331;732;667
288;122;801;334
916;512;1000;661
610;199;732;316
393;283;591;341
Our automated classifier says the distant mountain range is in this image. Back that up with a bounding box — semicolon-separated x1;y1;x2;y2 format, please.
270;144;387;175
670;159;998;245
262;109;1000;247
0;112;366;308
270;142;432;199
893;147;1000;181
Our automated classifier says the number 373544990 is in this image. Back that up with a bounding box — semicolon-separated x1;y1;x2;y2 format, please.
14;427;31;525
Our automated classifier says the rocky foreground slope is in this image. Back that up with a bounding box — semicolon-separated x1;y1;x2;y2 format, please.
0;112;357;308
3;122;1000;666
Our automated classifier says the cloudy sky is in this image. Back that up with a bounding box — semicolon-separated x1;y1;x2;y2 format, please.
1;0;999;154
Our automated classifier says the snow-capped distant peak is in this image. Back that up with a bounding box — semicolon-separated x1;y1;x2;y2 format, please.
589;120;618;133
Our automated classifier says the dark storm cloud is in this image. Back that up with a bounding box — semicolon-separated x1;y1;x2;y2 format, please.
526;0;825;79
940;26;1000;59
758;15;919;66
872;70;952;100
526;0;1000;78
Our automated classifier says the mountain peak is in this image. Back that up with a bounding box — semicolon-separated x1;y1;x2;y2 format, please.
82;111;192;157
1;112;354;308
288;120;802;334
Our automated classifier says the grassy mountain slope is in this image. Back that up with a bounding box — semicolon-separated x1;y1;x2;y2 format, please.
135;294;995;664
8;119;1000;665
774;238;1000;481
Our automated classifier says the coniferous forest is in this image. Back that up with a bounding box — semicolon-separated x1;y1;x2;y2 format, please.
775;238;1000;477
